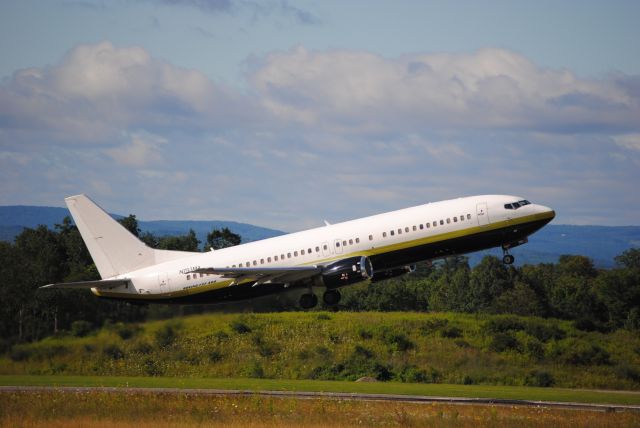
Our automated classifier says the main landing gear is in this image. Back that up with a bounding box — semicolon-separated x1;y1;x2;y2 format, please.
502;247;515;265
299;289;342;309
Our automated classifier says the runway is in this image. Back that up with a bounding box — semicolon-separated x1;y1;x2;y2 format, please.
2;385;639;413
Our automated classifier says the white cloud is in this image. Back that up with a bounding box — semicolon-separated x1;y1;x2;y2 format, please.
251;47;640;134
106;131;168;167
613;134;640;152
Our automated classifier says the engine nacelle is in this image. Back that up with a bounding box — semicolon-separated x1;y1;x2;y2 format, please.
371;265;416;283
321;256;373;289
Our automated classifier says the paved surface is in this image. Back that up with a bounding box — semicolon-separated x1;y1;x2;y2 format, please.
2;385;640;413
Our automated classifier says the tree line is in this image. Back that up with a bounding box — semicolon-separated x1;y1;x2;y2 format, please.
0;215;638;350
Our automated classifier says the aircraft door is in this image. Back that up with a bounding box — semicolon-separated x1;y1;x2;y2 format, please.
476;203;489;226
334;239;343;254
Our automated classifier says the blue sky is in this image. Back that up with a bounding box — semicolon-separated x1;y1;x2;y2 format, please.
1;0;639;231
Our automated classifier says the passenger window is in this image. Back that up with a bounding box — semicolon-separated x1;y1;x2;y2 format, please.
343;240;347;246
453;217;457;222
294;251;298;257
390;230;395;236
323;244;328;250
398;229;402;235
426;223;430;228
287;253;291;258
246;262;250;267
274;256;278;261
413;226;417;231
315;246;320;252
232;265;236;268
349;239;353;245
460;214;464;220
308;248;312;254
433;221;437;227
419;224;424;230
281;254;285;259
405;227;410;233
253;260;257;266
355;238;360;244
369;234;373;240
187;275;190;280
260;259;264;264
467;214;471;220
440;220;444;225
268;257;272;262
200;273;203;278
301;250;305;255
336;242;340;247
383;232;387;237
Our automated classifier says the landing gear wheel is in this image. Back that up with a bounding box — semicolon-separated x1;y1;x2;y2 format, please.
503;254;515;265
299;293;318;309
323;289;341;306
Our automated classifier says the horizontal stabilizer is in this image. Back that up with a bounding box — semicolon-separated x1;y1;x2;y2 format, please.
40;279;130;290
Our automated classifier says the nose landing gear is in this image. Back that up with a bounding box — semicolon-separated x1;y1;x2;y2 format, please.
502;247;515;265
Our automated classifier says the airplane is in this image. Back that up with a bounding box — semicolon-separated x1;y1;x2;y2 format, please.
41;194;555;308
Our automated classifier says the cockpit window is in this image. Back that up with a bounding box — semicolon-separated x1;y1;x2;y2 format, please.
505;200;532;210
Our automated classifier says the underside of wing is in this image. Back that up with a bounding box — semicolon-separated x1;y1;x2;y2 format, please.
40;279;130;289
190;266;322;286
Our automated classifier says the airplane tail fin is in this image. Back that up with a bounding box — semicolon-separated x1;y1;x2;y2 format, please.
65;194;192;278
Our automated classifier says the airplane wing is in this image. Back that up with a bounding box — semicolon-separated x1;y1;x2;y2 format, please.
190;266;322;287
40;279;130;289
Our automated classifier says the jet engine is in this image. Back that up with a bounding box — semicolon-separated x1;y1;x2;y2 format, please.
321;256;373;289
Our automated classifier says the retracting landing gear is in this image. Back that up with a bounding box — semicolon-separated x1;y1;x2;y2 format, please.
299;293;318;309
323;289;341;306
502;247;515;265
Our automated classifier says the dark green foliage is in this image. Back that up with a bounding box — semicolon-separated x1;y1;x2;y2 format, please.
252;333;280;357
70;320;92;337
143;357;164;376
316;313;331;320
615;363;640;383
230;320;252;334
133;341;153;354
489;333;521;353
560;341;610;365
9;345;31;361
206;227;241;251
439;325;462;338
357;328;373;339
244;360;265;378
485;317;525;334
525;370;555;387
103;344;124;360
379;328;414;352
155;324;180;348
112;322;139;340
118;215;141;237
211;330;230;342
208;350;223;362
396;365;440;383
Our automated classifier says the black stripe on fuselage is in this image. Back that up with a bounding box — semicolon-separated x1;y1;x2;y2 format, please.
102;216;552;305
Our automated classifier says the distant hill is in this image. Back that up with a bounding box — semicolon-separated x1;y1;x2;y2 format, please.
0;205;638;268
0;205;284;245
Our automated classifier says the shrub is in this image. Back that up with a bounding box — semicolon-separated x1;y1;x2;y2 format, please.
315;346;332;358
523;322;565;342
454;339;471;348
524;338;545;361
485;317;525;334
70;320;93;337
211;330;229;342
103;344;124;360
396;365;439;383
419;318;449;335
440;326;462;338
143;358;164;376
615;363;640;383
358;328;373;339
489;333;520;353
379;329;414;352
133;341;153;354
9;345;31;362
155;324;179;348
353;345;374;359
244;361;265;378
316;313;331;320
561;341;610;365
525;370;555;387
208;350;223;362
113;323;139;340
230;320;252;334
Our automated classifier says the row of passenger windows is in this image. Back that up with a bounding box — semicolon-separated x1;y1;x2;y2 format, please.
382;213;472;238
185;212;475;276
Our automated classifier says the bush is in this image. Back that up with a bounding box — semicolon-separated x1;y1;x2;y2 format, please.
358;328;373;339
70;320;93;337
485;317;525;334
419;318;449;335
523;322;565;342
244;361;265;378
489;333;520;353
103;344;124;360
524;338;545;361
525;370;555;387
143;358;164;376
230;320;252;334
316;313;331;320
454;339;471;348
561;341;610;365
155;324;179;348
113;323;139;340
440;326;462;338
9;345;31;362
396;365;439;383
615;363;640;383
379;328;414;352
133;341;153;355
209;350;223;362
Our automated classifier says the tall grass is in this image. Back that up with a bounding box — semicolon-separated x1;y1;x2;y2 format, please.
2;311;639;390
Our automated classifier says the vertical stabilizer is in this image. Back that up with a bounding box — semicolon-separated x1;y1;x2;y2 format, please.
65;195;157;278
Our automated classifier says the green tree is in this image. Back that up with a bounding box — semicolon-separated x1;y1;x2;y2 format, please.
466;256;513;312
118;214;141;237
206;227;241;251
157;229;200;251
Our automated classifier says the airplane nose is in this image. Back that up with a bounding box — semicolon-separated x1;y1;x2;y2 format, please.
539;205;555;220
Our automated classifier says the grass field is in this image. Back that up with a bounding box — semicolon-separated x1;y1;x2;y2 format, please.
2;388;639;428
3;311;640;392
2;375;640;406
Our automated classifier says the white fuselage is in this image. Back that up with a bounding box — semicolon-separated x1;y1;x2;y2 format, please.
93;194;554;301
